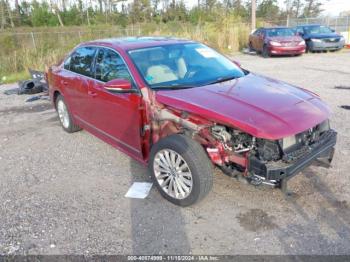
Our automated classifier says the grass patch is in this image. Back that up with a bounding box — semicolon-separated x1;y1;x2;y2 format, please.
0;71;30;85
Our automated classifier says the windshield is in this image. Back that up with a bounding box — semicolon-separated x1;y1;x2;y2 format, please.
266;28;295;37
304;25;333;34
128;43;246;89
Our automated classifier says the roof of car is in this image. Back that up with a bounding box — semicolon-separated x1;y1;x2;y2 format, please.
296;24;322;27
260;27;290;30
81;36;196;51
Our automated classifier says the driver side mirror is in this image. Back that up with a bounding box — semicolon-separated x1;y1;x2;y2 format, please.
103;79;137;93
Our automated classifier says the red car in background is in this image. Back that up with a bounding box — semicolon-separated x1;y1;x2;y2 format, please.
249;27;306;57
47;37;336;206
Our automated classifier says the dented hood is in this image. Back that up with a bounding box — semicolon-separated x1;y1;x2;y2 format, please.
155;73;330;140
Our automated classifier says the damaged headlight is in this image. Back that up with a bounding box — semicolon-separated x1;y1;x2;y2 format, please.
282;135;297;150
318;119;330;133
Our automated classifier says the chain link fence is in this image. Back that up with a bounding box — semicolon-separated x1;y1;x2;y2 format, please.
0;26;142;51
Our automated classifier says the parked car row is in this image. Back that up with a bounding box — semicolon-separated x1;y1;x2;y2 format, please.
248;24;346;57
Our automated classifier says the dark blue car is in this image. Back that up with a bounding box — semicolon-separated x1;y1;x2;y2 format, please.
295;24;345;52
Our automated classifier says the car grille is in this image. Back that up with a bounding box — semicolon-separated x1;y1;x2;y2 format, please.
322;38;340;43
281;42;298;47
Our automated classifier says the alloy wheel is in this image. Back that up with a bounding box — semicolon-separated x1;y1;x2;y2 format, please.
57;100;70;129
153;149;193;200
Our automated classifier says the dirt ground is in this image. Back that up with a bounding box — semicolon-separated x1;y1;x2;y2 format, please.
0;51;350;255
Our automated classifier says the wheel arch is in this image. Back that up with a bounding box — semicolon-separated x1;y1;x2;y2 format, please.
53;90;61;109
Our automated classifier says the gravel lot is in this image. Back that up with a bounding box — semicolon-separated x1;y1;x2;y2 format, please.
1;51;350;255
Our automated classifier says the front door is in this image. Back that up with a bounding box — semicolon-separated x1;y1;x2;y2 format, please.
87;47;143;159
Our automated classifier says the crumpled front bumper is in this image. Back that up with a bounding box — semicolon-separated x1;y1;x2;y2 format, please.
248;129;337;182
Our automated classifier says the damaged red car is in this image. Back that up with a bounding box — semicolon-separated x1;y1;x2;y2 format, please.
47;37;336;206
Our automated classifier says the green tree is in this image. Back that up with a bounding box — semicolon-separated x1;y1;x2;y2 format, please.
303;0;325;17
256;0;280;22
31;1;59;27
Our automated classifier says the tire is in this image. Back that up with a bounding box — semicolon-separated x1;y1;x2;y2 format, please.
149;134;213;206
305;41;312;53
248;42;254;52
55;94;81;133
262;45;270;58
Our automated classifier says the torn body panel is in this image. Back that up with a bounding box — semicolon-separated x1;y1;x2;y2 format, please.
141;86;336;193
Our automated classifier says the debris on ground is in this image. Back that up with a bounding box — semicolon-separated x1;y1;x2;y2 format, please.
25;95;50;103
241;48;257;55
340;105;350;110
125;182;153;199
334;86;350;90
3;69;49;102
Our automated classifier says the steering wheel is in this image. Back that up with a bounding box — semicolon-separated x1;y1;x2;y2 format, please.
183;65;202;79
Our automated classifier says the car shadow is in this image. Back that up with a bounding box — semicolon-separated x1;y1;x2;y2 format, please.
128;160;191;254
275;169;350;254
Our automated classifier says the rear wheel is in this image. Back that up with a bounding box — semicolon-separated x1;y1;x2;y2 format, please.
55;94;81;133
248;42;254;52
149;134;213;206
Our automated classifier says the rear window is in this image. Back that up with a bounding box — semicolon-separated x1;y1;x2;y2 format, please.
303;26;333;34
266;28;295;37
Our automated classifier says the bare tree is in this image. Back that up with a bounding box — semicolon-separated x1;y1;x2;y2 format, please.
0;0;6;30
5;0;14;27
50;0;65;26
86;0;91;26
15;0;20;16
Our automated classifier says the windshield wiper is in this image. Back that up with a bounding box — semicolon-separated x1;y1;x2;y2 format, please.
205;75;237;85
152;85;197;90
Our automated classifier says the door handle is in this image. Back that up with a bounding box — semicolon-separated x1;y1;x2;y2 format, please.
61;80;68;86
88;91;98;98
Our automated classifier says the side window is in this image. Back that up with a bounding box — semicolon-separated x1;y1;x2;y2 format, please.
63;56;71;70
70;47;97;77
253;29;261;36
94;48;133;84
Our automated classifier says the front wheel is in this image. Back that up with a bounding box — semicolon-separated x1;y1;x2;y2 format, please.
262;45;270;58
149;134;213;206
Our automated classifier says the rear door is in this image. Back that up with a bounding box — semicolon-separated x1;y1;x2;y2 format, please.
87;47;143;158
251;29;261;50
62;46;97;122
256;29;265;51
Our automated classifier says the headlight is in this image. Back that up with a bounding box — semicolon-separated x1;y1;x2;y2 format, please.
269;41;282;46
340;36;345;42
298;40;306;46
311;38;322;43
282;135;296;150
318;119;330;133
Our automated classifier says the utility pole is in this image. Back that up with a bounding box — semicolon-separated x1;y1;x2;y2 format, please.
286;0;290;27
251;0;256;31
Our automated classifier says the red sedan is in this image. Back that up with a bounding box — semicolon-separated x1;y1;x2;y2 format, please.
249;27;306;57
47;37;336;206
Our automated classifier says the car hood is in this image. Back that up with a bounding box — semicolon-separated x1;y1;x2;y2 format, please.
306;33;341;39
155;73;330;140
